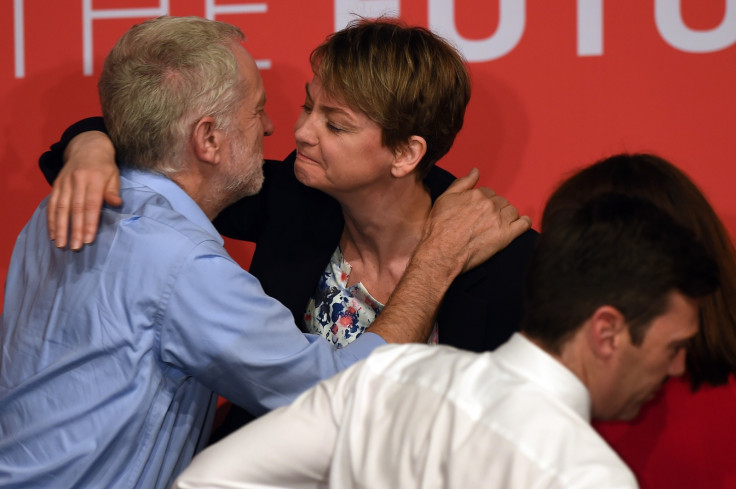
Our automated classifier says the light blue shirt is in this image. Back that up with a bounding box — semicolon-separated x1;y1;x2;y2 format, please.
0;168;384;489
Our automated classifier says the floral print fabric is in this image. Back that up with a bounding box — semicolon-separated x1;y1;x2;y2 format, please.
304;247;438;348
304;247;383;348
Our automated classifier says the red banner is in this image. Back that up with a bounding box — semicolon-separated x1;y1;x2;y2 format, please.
2;0;735;292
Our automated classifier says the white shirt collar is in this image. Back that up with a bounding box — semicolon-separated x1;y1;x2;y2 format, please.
494;333;592;422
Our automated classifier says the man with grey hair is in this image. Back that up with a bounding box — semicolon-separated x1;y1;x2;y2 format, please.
0;16;528;489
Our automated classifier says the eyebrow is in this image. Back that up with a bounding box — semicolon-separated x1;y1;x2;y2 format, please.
671;335;696;350
304;83;354;120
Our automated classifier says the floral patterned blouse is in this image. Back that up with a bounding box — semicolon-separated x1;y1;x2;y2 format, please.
304;246;439;348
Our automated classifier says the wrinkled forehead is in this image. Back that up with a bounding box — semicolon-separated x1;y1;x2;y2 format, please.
306;75;366;118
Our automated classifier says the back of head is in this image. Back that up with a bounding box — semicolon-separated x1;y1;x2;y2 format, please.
98;16;245;173
310;18;471;179
543;153;736;386
522;192;718;354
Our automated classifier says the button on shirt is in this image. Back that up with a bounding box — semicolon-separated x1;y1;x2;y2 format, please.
175;334;638;489
0;168;384;489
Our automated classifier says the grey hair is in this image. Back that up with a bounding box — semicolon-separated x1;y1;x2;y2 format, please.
98;16;246;174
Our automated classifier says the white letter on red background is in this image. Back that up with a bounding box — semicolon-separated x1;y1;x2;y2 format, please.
334;0;399;31
428;0;525;62
83;0;170;76
655;0;736;53
578;0;603;56
14;0;24;78
205;0;270;69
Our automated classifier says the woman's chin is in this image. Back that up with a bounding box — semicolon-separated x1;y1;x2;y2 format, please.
293;162;322;190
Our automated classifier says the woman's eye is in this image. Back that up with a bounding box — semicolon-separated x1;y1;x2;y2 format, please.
327;123;343;133
300;104;312;113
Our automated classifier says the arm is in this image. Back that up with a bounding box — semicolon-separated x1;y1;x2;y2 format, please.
40;118;270;248
39;117;121;249
368;168;532;343
160;245;385;416
39;117;108;184
48;131;121;250
173;367;353;489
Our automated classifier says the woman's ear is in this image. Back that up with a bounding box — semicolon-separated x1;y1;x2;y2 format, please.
191;116;223;166
391;135;427;178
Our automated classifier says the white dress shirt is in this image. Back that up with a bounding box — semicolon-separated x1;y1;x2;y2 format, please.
174;334;638;489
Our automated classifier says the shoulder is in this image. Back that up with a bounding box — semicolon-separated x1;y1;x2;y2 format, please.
483;227;538;270
471;374;636;488
113;181;226;258
446;228;537;295
362;344;491;389
423;164;540;262
423;165;456;200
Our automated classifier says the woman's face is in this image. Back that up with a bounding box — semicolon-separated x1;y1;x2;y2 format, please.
293;75;397;198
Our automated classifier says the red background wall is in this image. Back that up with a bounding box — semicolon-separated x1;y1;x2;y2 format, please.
2;0;735;303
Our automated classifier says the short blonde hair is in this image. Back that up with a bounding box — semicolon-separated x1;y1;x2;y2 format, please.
311;18;471;179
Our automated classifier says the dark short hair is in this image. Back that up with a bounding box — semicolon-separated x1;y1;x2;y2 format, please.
310;18;471;179
522;192;719;354
542;153;736;387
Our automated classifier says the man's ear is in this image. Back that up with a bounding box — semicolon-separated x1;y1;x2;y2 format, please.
192;116;223;165
391;135;427;178
586;305;628;359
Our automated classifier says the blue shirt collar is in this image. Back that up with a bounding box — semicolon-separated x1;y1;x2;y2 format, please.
120;167;224;246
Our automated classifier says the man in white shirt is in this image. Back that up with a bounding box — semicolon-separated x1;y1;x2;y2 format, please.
174;190;718;489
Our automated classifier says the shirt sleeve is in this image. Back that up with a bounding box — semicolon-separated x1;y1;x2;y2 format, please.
157;243;385;416
172;367;355;489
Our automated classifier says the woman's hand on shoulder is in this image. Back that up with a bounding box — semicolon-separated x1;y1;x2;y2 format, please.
47;131;121;250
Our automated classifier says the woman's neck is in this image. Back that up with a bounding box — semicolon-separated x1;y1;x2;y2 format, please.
338;178;432;302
